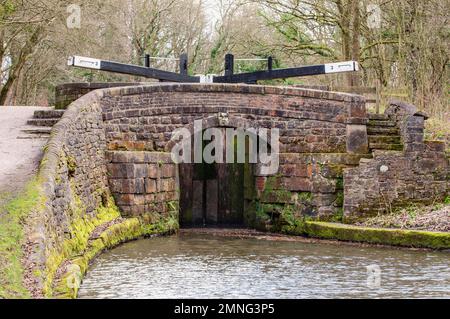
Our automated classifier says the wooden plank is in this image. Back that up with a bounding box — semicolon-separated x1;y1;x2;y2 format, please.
192;180;204;225
69;55;200;82
206;179;218;224
179;164;194;226
214;61;359;84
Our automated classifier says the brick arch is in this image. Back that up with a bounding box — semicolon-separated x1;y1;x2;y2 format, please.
101;83;368;155
101;83;370;222
163;114;272;153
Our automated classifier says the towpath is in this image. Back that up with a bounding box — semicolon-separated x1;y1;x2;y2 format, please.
0;106;47;200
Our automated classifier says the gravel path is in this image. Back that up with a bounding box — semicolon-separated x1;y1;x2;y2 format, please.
0;106;48;198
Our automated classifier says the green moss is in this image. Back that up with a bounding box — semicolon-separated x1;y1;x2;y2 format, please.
260;175;292;203
301;222;450;250
254;202;306;233
42;195;121;297
141;212;179;235
52;214;178;299
279;205;305;234
444;196;450;205
330;208;344;223
0;178;44;299
67;155;77;176
336;177;344;190
298;192;313;202
335;191;344;207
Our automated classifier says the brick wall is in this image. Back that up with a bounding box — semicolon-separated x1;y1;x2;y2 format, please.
344;101;450;222
25;91;111;295
100;84;370;221
41;91;110;243
106;151;178;218
55;82;151;109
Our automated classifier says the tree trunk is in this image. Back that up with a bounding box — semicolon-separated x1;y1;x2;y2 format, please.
350;0;361;86
0;28;42;105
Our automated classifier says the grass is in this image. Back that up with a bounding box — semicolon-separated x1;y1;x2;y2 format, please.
359;202;450;233
425;117;450;150
0;178;43;299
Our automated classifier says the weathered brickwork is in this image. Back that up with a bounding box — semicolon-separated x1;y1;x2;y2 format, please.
23;83;450;296
100;85;367;154
55;82;150;109
25;91;111;296
344;101;450;222
42;93;109;243
257;153;372;219
96;84;370;222
36;84;448;230
106;151;179;218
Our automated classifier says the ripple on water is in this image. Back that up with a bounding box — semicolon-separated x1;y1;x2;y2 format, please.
78;233;450;299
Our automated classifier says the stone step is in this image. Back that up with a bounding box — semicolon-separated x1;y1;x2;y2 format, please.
368;135;401;145
368;113;390;121
21;127;52;135
369;143;403;151
27;118;59;127
17;135;49;140
367;126;400;136
367;119;397;127
33;109;65;119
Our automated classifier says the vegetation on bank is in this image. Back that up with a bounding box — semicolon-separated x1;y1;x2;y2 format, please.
358;201;450;233
253;195;450;250
0;179;43;299
52;214;178;299
425;118;450;152
301;221;450;250
0;173;178;299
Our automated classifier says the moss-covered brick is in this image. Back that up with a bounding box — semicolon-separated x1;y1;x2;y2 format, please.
301;222;450;250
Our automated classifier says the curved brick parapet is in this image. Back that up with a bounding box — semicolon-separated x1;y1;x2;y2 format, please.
54;82;150;109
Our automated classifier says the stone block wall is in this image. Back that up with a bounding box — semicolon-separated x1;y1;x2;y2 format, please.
256;153;373;221
22;83;450;296
99;84;370;221
106;151;179;218
343;101;450;222
55;82;151;109
40;92;110;241
100;85;368;154
25;91;111;295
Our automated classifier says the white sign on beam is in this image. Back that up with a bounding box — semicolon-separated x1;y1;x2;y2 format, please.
68;56;101;69
324;61;359;74
197;74;215;83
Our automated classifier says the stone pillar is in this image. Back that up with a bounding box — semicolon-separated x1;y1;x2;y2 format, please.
346;100;369;154
346;124;369;154
106;151;179;218
385;100;429;153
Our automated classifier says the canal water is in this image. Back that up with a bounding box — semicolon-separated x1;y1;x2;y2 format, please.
78;232;450;299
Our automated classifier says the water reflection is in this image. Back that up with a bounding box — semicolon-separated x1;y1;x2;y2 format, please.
78;233;450;299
